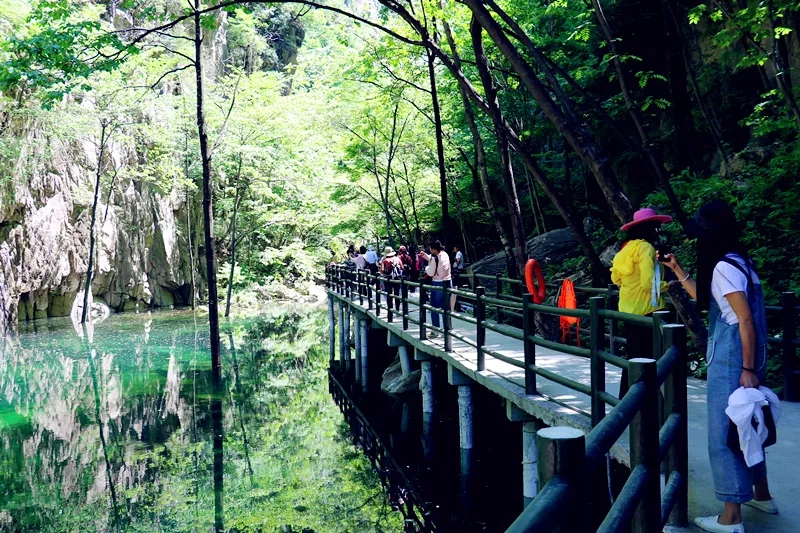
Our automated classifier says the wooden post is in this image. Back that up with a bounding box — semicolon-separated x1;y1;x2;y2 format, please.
476;286;486;371
469;271;476;291
628;358;660;533
522;293;536;395
496;273;504;323
375;276;381;317
367;273;373;310
401;277;409;330
663;324;688;527
536;427;586;532
444;285;453;352
782;292;798;401
652;310;670;360
607;284;618;355
419;283;427;340
589;296;606;427
386;276;393;323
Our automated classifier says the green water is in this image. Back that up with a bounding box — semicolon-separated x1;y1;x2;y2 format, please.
0;306;401;533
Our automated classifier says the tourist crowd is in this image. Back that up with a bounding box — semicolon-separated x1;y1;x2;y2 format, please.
339;241;465;334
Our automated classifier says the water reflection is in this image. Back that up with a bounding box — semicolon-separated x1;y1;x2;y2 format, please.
0;306;401;532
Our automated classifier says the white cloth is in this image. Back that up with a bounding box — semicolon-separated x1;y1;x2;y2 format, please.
725;386;781;467
454;251;464;268
352;254;367;270
712;254;761;325
364;250;379;265
425;251;452;281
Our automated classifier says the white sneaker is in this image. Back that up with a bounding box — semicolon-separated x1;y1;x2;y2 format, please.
744;498;778;514
694;515;745;533
427;331;439;338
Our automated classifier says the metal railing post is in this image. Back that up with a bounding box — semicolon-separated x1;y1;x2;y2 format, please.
401;277;409;330
469;271;476;291
443;285;452;352
628;358;661;533
536;427;586;532
522;293;536;395
607;283;618;355
663;324;688;527
496;273;504;323
358;270;364;305
419;283;427;340
782;292;798;401
476;287;486;371
590;296;606;427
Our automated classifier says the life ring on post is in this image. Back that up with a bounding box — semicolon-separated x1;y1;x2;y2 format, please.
525;259;546;304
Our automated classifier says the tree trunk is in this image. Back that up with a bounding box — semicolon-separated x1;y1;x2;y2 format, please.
462;0;634;224
82;120;108;324
427;49;450;245
193;4;223;532
225;157;242;318
186;187;196;309
471;18;527;275
442;19;515;264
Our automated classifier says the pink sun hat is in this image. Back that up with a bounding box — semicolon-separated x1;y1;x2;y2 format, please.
620;208;673;231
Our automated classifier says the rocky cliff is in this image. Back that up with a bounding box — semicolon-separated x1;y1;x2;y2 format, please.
0;125;203;332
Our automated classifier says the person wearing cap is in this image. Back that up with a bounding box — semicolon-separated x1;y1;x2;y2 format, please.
364;245;379;276
611;207;673;396
661;200;775;533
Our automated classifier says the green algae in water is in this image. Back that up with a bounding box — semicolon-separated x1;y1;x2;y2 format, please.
0;306;401;533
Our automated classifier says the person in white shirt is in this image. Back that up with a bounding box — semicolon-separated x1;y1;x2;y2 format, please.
662;200;775;533
419;240;451;334
453;246;464;269
364;245;379;276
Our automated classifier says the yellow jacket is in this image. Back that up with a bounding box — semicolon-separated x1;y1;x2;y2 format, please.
610;239;667;316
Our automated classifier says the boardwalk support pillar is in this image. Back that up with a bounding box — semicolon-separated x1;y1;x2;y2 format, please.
398;345;412;375
328;297;335;364
359;318;369;392
343;306;351;371
420;359;435;463
507;401;539;506
354;311;362;382
537;427;586;532
457;385;474;450
338;302;345;368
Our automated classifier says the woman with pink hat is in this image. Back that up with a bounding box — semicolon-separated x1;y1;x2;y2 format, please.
611;207;673;397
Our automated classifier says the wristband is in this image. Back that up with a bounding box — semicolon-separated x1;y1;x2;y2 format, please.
678;272;690;282
742;366;756;372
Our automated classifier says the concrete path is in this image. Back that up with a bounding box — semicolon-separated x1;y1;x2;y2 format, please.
340;292;800;532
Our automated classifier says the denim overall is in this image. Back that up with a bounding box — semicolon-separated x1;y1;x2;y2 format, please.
706;258;769;503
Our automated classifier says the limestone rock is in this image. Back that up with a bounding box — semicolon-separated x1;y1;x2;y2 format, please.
0;120;204;331
380;355;421;396
469;228;581;289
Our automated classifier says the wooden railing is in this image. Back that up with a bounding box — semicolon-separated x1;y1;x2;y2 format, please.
325;265;695;531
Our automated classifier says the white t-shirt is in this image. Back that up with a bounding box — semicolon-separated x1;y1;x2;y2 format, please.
712;254;761;325
454;251;464;268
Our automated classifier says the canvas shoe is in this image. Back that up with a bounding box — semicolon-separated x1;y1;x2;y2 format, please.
694;516;745;533
744;498;779;514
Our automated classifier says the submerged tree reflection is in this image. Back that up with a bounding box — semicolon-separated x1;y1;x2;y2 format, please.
0;306;401;532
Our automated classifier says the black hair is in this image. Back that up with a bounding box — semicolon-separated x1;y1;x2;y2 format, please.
359;246;367;254
693;201;751;311
429;240;443;252
624;221;661;245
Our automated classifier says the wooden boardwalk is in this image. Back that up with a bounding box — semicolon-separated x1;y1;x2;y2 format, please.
334;290;800;533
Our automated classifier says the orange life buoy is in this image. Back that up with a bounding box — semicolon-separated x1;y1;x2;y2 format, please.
524;259;546;304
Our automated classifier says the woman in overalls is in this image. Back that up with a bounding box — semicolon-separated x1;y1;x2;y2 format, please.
662;200;776;533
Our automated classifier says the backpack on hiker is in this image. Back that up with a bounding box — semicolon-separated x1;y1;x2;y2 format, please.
382;256;404;279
